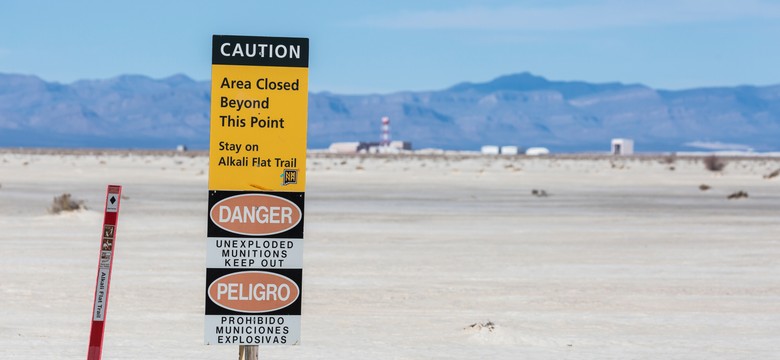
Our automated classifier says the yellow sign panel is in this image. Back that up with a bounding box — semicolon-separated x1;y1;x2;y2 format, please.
209;37;308;192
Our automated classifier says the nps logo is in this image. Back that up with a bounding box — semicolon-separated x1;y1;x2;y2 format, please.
280;169;298;186
210;193;302;236
208;271;300;313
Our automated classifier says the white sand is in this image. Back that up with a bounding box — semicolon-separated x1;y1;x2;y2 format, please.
1;151;779;359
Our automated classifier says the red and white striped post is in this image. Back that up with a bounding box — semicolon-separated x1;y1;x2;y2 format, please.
87;185;122;360
381;116;390;146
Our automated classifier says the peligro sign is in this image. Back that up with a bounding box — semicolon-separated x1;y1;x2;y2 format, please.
210;194;302;236
208;271;300;313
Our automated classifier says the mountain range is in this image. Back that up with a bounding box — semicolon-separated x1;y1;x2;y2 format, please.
1;72;779;152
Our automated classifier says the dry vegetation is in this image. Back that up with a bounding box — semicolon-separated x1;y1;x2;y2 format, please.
49;193;86;214
465;321;496;333
727;191;749;200
764;169;780;179
703;155;727;172
531;189;549;197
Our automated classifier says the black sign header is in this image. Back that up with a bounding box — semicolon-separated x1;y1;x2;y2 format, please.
213;35;309;68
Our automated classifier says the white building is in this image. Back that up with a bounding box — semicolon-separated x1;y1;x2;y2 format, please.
328;141;412;154
481;145;500;155
611;138;634;155
525;147;550;156
500;146;519;155
328;142;361;154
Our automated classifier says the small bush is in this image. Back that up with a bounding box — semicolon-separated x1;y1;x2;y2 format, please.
764;169;779;179
465;321;496;332
531;189;549;197
50;193;86;214
727;191;748;200
703;155;726;172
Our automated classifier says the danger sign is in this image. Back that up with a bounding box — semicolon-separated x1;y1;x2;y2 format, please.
206;34;308;346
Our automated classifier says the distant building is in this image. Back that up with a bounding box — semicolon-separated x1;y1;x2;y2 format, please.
611;138;634;155
327;116;412;154
328;141;412;154
525;147;550;156
500;146;519;155
328;142;362;154
481;145;500;155
367;141;412;153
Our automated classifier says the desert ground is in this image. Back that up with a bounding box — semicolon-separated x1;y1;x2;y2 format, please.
1;149;779;359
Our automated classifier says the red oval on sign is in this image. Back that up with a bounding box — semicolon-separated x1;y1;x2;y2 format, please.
208;271;300;313
210;194;302;236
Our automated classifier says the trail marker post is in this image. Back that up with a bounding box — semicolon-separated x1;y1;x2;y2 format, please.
87;185;122;360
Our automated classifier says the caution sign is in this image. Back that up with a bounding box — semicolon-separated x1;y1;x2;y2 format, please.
204;268;302;345
207;190;304;238
206;238;303;269
209;35;308;192
206;35;308;346
206;269;302;315
204;315;301;345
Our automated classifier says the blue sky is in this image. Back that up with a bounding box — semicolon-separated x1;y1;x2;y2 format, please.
2;0;779;94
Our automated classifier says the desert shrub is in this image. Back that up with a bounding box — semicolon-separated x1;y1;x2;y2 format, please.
531;189;549;197
465;321;496;332
764;169;780;179
661;153;677;164
50;193;86;214
703;155;726;172
727;191;748;200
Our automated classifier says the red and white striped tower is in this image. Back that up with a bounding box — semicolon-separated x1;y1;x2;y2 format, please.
380;116;390;146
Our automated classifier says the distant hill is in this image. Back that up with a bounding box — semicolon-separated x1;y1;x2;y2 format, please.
1;72;779;152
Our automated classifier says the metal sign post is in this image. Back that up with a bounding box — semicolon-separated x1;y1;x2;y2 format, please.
87;185;122;360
